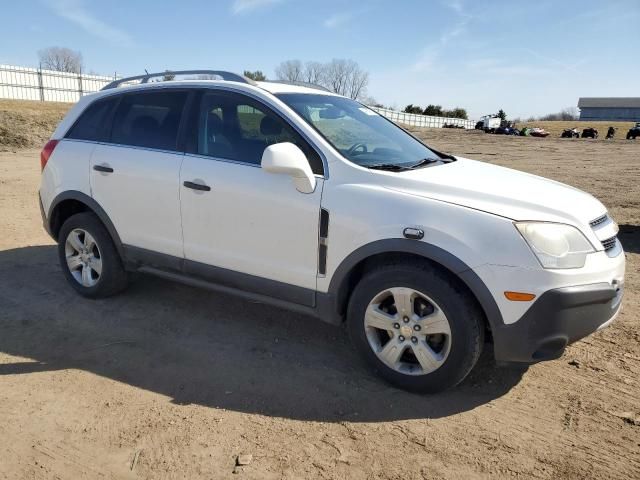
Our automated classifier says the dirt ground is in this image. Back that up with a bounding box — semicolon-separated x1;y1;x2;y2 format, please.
0;129;639;479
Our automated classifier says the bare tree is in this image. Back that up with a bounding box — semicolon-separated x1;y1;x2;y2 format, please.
346;65;369;100
274;60;303;82
322;59;369;101
303;61;324;85
275;58;370;101
38;47;83;73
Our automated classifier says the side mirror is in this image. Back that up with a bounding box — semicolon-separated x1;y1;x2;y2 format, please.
261;142;316;194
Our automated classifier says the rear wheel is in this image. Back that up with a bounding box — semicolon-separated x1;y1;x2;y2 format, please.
347;261;484;393
58;212;128;298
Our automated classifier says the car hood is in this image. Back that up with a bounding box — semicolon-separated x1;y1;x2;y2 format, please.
380;157;606;226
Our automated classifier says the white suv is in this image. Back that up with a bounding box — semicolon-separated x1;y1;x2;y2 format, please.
39;70;625;392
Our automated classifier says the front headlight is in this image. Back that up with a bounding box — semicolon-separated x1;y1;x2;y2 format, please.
515;222;595;269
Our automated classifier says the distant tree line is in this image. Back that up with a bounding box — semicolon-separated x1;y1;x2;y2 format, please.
513;107;579;123
402;104;468;120
273;59;370;101
244;70;266;81
35;46;374;104
536;107;579;121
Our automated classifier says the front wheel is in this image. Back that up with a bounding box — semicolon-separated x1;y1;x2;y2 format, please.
347;261;484;393
58;212;128;298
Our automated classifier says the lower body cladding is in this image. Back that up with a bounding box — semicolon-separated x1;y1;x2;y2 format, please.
491;282;623;363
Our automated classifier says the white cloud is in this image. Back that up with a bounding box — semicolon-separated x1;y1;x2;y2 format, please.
410;1;472;72
441;0;464;14
323;12;353;29
411;18;469;72
231;0;284;15
467;57;552;76
45;0;133;47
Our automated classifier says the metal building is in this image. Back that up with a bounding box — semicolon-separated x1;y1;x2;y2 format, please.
578;98;640;121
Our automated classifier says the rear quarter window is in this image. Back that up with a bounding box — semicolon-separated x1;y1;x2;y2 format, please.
66;97;118;142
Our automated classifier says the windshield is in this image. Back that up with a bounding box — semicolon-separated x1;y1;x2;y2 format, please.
275;93;444;168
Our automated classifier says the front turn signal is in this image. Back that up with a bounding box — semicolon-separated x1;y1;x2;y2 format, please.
504;291;536;301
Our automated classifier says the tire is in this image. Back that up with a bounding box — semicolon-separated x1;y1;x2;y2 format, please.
347;260;484;393
57;212;128;298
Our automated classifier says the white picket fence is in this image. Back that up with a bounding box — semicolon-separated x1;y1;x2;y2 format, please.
0;64;116;103
369;106;475;129
0;63;476;128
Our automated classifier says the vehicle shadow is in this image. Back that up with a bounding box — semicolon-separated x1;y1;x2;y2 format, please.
619;224;640;254
0;245;527;422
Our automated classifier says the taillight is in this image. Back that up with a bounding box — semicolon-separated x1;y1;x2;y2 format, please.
40;139;59;171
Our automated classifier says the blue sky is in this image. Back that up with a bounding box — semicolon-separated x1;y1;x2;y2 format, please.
2;0;639;118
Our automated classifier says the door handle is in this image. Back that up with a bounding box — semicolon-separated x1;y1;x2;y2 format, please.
93;165;114;173
183;181;211;192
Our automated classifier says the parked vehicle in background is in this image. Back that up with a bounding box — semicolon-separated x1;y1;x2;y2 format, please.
582;128;598;139
529;128;550;138
38;70;625;393
495;122;520;136
626;123;640;139
561;128;580;138
479;115;501;133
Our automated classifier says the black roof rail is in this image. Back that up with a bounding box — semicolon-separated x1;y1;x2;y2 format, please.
101;70;255;90
266;80;332;93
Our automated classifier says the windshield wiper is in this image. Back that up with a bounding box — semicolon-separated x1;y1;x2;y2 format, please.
366;163;412;172
407;158;441;169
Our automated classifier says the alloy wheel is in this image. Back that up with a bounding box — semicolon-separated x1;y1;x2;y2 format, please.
64;228;102;287
364;287;452;375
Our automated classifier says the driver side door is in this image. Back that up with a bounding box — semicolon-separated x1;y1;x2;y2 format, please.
179;89;325;305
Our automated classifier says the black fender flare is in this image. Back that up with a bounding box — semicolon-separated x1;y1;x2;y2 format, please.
47;190;124;259
325;239;503;330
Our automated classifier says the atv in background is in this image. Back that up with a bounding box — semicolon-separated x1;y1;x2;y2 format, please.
605;126;616;139
582;128;598;138
495;125;520;135
626;123;640;139
561;128;580;138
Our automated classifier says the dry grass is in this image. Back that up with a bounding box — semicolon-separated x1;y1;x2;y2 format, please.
0;99;71;150
515;120;635;137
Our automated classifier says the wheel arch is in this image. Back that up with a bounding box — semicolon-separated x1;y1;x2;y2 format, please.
48;191;124;259
325;239;503;332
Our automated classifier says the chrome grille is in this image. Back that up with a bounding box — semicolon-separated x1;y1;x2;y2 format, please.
589;214;608;228
601;236;617;251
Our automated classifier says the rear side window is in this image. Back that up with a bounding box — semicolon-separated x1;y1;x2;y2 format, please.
66;97;117;141
111;90;188;151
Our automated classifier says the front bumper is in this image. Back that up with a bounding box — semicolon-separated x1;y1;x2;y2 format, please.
492;282;623;363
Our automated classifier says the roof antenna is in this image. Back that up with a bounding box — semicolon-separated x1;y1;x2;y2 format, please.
144;69;149;75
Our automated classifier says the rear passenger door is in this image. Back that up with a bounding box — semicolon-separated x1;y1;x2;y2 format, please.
90;89;189;258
